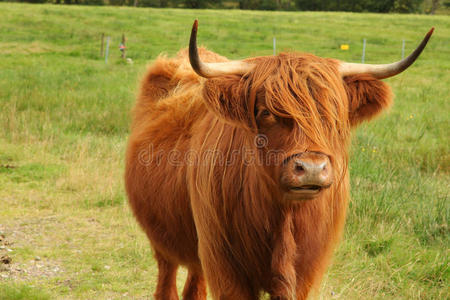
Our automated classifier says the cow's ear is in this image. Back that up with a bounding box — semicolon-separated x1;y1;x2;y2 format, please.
344;74;393;127
202;76;255;128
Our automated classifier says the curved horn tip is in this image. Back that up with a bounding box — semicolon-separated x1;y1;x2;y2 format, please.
187;20;258;78
339;27;435;79
190;20;198;40
192;19;198;32
189;19;203;76
422;27;435;43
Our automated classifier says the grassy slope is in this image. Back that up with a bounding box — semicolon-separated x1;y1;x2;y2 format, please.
0;3;448;299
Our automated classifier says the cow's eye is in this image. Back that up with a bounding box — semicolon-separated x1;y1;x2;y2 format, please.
255;106;276;127
260;109;271;118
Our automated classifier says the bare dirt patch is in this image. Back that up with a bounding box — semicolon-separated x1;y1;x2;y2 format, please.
0;221;64;282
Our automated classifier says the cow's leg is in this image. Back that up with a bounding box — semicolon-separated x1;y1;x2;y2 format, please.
182;269;207;300
269;211;297;300
154;252;179;300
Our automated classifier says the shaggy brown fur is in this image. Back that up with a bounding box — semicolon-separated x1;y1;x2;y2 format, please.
125;48;392;299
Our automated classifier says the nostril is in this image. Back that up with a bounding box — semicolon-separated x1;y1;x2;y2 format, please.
318;162;327;172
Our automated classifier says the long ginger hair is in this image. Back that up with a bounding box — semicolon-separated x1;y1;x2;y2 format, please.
126;47;393;299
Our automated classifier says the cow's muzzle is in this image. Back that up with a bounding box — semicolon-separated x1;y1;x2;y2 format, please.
281;152;333;200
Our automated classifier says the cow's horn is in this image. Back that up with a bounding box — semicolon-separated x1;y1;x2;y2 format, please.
189;20;253;78
339;28;434;79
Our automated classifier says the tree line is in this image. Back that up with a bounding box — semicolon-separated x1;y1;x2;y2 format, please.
3;0;447;14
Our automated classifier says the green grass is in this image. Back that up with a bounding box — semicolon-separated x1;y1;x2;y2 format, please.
0;283;50;300
0;3;448;299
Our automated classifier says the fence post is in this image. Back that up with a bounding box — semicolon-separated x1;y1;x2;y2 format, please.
100;33;104;58
401;39;405;59
361;38;366;63
121;34;126;59
105;36;110;64
273;37;276;56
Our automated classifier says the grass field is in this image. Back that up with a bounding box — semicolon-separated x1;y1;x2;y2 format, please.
0;3;448;299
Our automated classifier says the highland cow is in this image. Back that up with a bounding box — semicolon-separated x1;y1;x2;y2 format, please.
125;21;433;299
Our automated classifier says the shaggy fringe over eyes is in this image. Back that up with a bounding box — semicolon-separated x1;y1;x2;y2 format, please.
245;53;351;177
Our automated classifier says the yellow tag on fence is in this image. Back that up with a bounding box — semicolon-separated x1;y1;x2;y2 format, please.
340;44;349;50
